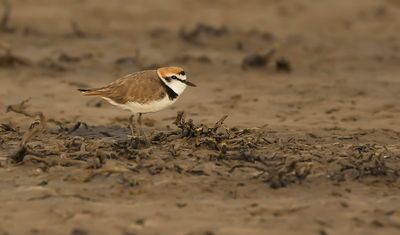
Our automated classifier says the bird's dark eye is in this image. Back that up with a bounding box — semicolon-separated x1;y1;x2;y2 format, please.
171;76;178;80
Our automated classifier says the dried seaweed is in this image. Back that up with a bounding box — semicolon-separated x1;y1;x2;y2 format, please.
174;111;229;138
7;111;47;163
6;99;78;162
2;107;399;188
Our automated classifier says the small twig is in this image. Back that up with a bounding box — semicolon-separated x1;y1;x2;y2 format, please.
8;117;47;163
174;111;185;127
6;98;37;118
68;121;88;133
22;117;46;145
6;98;48;162
213;115;228;132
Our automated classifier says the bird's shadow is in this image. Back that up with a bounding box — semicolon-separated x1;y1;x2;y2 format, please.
70;125;129;141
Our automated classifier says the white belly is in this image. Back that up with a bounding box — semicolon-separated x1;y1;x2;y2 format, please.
102;96;176;114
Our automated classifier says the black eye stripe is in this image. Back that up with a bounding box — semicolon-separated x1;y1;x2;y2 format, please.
165;75;187;84
166;76;182;83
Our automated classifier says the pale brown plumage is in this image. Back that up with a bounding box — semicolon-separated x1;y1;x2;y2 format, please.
79;70;167;104
78;66;194;145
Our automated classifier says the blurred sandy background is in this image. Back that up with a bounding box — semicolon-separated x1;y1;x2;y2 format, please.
0;1;400;235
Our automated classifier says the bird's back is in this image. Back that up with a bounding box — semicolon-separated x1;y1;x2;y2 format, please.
79;70;167;105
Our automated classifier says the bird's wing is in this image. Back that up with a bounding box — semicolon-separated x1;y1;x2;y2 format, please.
87;70;167;104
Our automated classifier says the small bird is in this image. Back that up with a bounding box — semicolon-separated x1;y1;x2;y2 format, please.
78;66;196;143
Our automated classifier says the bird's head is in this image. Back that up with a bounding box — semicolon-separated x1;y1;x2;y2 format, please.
157;66;196;95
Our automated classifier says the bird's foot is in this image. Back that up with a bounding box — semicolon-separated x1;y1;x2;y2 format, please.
140;134;150;147
127;134;149;149
138;126;150;147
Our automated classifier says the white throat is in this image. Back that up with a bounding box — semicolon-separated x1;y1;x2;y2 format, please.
157;71;187;96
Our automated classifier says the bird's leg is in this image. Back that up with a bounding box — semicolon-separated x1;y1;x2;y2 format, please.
128;114;136;144
137;113;143;136
137;113;149;145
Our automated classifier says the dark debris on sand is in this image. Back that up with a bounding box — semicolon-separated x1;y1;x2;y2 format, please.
179;23;230;44
241;49;276;70
0;45;30;67
1;100;400;188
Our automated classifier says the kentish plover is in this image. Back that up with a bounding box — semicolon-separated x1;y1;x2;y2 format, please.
78;66;196;142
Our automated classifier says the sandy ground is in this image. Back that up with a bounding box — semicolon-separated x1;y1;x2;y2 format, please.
0;0;400;234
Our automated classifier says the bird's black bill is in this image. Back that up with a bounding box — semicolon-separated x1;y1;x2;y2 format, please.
175;77;196;87
183;80;197;87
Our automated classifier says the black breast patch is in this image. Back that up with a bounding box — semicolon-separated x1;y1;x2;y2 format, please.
160;79;178;100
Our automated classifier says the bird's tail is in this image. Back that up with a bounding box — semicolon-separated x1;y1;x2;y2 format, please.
78;88;103;96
